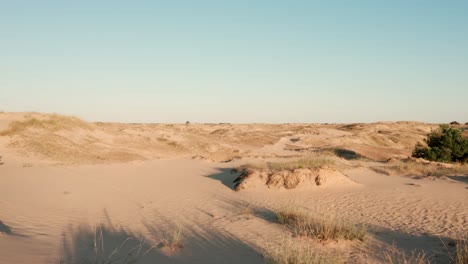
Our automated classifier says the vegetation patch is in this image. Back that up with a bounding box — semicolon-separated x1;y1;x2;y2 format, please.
263;239;342;264
275;207;366;241
413;125;468;163
375;159;468;178
242;157;336;172
383;244;432;264
452;238;468;264
0;114;91;136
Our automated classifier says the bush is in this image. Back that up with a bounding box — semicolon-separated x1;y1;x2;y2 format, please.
413;125;468;163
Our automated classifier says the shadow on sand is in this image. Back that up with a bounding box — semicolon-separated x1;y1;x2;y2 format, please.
58;210;262;264
333;148;362;160
447;175;468;185
369;226;458;263
209;191;460;263
206;168;238;190
0;220;12;235
0;220;28;237
205;168;462;263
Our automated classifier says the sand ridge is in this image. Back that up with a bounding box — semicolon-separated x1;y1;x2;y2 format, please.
0;113;445;164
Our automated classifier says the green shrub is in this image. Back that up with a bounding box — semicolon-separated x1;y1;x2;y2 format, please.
413;125;468;163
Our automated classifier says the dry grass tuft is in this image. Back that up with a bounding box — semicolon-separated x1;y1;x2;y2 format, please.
383;244;432;264
263;239;342;264
0;114;91;136
276;207;366;241
160;227;184;250
452;238;468;264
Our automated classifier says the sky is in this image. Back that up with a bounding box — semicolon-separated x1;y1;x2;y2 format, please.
1;1;467;123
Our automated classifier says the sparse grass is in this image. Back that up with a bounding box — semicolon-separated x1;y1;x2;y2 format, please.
383;160;468;177
160;227;184;250
383;244;432;264
88;225;154;264
275;207;366;241
263;239;343;264
452;238;468;264
0;114;91;136
242;156;336;172
270;157;335;171
383;238;468;264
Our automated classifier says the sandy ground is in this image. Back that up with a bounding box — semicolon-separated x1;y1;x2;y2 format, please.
0;112;467;263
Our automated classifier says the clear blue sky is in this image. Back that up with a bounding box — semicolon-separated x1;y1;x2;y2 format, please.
1;1;467;123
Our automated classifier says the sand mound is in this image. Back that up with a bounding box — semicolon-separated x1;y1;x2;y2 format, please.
232;166;357;191
0;113;147;164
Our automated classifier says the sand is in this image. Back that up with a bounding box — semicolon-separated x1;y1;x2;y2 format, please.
0;112;467;263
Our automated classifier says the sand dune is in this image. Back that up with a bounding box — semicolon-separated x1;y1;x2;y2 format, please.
0;112;467;263
0;112;441;164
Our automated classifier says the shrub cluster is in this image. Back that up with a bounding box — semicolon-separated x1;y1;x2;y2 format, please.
413;125;468;163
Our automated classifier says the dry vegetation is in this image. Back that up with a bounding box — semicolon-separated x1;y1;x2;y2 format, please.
83;225;154;264
159;227;184;250
0;114;91;136
239;156;337;172
275;207;366;242
383;244;432;264
270;157;336;171
370;159;468;178
452;238;468;264
383;237;468;264
263;239;343;264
